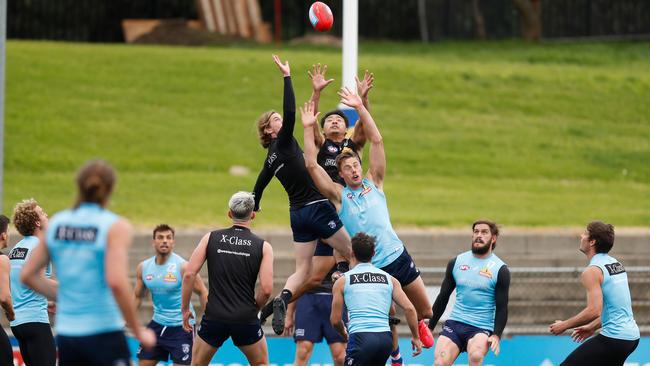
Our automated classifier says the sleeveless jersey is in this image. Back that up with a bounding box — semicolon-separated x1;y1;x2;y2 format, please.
344;263;393;334
9;236;51;326
449;251;507;331
46;202;124;336
589;253;639;340
205;225;264;324
339;178;404;268
142;252;194;327
318;138;358;184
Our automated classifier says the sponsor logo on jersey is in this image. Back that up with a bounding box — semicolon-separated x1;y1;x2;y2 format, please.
328;145;339;153
55;225;98;243
9;247;29;260
182;343;190;354
267;152;277;166
360;185;372;197
328;220;337;229
459;264;470;271
347;192;354;199
350;272;388;285
605;262;626;276
164;273;177;282
220;234;252;246
479;268;493;279
167;263;177;272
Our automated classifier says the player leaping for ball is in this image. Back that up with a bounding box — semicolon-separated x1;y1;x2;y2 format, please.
428;220;510;366
301;89;435;349
253;55;352;335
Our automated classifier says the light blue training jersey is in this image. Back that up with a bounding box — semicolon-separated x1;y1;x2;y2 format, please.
142;253;195;327
339;178;404;268
343;262;393;334
9;236;51;326
46;202;124;336
589;253;640;340
449;251;506;331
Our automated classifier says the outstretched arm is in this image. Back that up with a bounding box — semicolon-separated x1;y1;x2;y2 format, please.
350;70;375;148
429;258;457;330
339;87;385;190
301;101;343;207
309;64;333;148
273;55;296;148
252;164;273;212
550;266;603;335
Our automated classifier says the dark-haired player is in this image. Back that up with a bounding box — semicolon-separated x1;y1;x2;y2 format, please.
428;220;510;366
135;224;208;366
331;232;422;366
550;221;639;366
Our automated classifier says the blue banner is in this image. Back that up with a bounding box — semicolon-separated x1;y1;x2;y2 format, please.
123;335;648;366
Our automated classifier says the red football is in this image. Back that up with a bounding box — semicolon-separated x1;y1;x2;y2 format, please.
309;2;334;32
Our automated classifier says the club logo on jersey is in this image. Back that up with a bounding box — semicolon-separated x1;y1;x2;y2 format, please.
479;268;493;278
145;274;153;281
459;265;470;271
350;272;388;285
164;272;177;282
182;343;190;354
605;262;626;276
9;247;29;260
328;145;339;153
347;192;354;199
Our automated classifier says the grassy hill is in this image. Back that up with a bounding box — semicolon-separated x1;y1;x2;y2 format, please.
4;40;649;227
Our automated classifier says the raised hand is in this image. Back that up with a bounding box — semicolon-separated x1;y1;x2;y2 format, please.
356;70;374;99
272;54;290;77
300;101;320;128
309;63;334;92
338;87;363;109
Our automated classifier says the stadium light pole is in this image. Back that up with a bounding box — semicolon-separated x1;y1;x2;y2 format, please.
0;0;6;211
339;0;359;127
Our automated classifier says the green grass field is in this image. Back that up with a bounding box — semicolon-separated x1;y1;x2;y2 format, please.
4;40;650;228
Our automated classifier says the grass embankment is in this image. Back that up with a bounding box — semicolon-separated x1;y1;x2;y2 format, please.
4;40;650;227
